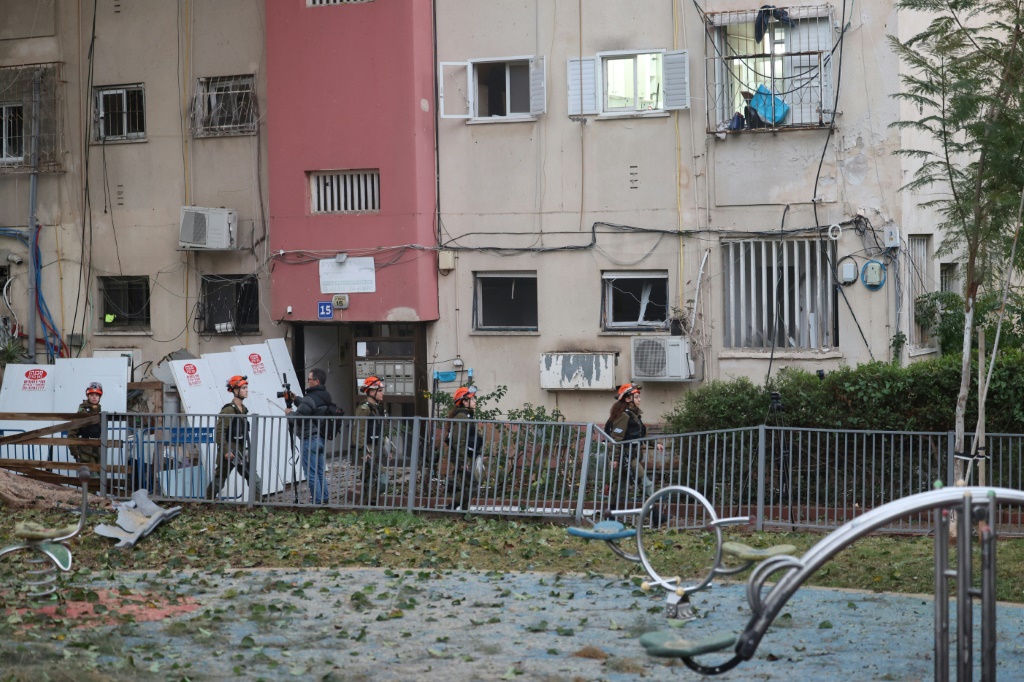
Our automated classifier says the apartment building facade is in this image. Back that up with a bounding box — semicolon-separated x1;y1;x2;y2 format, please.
431;0;950;422
0;0;271;387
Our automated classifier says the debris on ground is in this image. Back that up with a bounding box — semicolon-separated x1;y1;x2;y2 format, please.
0;469;112;510
93;490;181;549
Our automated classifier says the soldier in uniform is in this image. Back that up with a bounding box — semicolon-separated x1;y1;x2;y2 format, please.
446;385;483;511
206;375;262;500
605;383;663;525
69;382;104;464
354;376;387;504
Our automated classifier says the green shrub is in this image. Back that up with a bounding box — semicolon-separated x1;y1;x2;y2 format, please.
663;353;1024;434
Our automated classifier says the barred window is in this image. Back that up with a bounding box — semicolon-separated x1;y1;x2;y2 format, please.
95;85;146;141
706;5;834;132
308;0;373;5
309;170;380;213
192;75;257;137
0;104;24;161
722;240;835;349
201;275;260;334
907;235;934;347
100;276;150;329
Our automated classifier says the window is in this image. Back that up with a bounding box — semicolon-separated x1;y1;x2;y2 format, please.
439;57;546;120
568;51;689;116
310;170;380;213
192;75;257;136
707;6;834;131
940;263;959;293
201;275;259;334
100;276;150;329
602;271;668;330
722;240;835;349
0;104;23;162
95;85;146;141
308;0;373;5
907;235;933;347
473;272;538;331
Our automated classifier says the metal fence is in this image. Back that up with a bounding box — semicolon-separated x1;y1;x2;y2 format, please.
6;413;1024;535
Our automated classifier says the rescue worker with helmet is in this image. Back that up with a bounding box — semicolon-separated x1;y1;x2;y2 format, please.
354;376;388;505
285;367;332;505
446;385;484;511
605;383;663;525
69;382;104;464
206;375;262;500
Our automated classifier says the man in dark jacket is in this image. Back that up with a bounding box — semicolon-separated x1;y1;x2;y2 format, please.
286;367;332;505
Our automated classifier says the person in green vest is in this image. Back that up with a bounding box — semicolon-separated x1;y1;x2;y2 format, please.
206;375;262;500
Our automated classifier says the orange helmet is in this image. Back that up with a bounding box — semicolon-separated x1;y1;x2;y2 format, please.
227;375;249;392
453;385;478;405
616;383;640;401
361;376;385;393
86;382;103;396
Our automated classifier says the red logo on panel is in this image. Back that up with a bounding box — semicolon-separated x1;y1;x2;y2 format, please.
249;354;262;364
25;369;47;379
183;364;198;375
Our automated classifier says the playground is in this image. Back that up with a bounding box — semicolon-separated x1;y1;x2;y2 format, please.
3;566;1024;681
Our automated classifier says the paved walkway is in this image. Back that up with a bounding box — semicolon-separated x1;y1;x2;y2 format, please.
10;568;1024;680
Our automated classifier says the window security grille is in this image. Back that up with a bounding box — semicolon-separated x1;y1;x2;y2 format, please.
706;5;834;131
907;235;931;347
95;86;145;141
192;75;257;136
0;63;61;173
201;275;259;334
310;170;380;213
722;239;835;349
0;104;23;161
940;263;958;294
100;276;151;329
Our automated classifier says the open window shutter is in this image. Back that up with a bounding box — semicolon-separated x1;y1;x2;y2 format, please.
787;16;834;125
529;56;547;115
567;57;598;115
662;50;690;110
439;61;473;119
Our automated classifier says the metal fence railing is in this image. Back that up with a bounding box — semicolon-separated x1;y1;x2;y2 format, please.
4;414;1024;534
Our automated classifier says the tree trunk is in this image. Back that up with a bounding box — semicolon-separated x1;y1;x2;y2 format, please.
953;298;974;487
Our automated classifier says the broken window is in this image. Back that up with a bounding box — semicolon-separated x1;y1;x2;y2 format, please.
907;235;934;347
602;271;669;329
706;5;833;131
474;272;538;331
568;51;689;115
201;275;260;334
722;240;835;349
100;276;151;329
192;75;257;136
95;85;146;141
0;103;23;161
439;57;546;120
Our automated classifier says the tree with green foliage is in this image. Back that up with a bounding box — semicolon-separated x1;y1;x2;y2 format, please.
889;0;1024;480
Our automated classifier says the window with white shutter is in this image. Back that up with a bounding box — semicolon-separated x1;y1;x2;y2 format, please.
568;50;689;117
439;56;546;121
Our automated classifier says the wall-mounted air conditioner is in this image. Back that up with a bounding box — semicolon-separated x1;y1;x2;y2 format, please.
179;206;237;250
630;336;695;382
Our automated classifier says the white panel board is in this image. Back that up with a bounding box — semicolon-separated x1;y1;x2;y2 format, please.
168;358;230;496
539;353;616;390
230;342;303;490
0;364;61;462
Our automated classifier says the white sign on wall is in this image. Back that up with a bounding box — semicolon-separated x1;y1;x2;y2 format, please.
318;256;376;293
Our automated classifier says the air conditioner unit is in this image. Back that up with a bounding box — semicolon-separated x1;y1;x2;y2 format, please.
179;206;237;250
630;336;695;382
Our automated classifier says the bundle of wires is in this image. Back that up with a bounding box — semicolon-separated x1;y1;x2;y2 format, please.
0;226;69;361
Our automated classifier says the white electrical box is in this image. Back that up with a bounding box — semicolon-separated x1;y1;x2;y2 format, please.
883;226;900;249
864;261;883;286
840;262;857;284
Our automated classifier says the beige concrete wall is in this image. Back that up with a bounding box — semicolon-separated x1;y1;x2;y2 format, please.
0;0;274;380
434;0;929;423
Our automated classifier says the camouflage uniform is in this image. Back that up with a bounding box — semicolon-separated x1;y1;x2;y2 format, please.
69;400;102;464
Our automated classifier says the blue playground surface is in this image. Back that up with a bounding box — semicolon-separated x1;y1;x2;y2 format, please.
41;567;1024;681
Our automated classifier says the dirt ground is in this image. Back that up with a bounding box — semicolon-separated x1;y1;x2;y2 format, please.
4;567;1024;681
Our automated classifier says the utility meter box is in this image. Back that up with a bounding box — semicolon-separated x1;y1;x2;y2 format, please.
883;226;900;249
864;261;883;287
840;262;858;284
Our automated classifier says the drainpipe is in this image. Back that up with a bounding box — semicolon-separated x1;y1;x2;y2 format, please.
26;69;41;363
